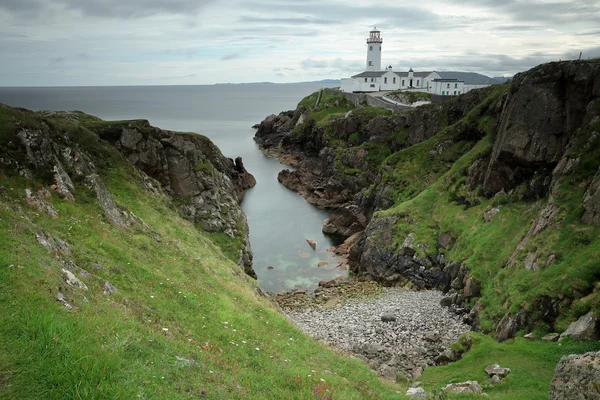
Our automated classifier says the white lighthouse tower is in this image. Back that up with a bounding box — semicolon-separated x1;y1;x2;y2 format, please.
366;27;382;71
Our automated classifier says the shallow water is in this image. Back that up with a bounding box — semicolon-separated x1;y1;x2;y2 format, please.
0;84;347;293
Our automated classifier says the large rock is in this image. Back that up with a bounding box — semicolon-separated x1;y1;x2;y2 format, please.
104;122;257;278
406;387;428;399
483;61;600;197
560;312;600;341
485;364;511;378
550;351;600;400
322;204;367;238
444;381;483;394
582;165;600;226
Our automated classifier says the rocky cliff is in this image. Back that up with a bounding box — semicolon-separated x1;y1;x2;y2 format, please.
254;60;600;340
0;106;257;277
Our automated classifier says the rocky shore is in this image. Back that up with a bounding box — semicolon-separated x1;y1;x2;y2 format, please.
278;282;470;380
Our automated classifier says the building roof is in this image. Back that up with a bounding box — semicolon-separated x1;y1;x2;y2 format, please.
432;78;465;82
352;71;387;78
393;71;436;78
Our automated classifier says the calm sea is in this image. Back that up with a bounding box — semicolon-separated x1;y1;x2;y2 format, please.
0;84;347;293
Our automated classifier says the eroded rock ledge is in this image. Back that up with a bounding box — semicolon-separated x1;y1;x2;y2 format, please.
1;106;257;277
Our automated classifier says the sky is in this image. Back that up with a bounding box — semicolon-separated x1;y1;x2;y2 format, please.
0;0;599;86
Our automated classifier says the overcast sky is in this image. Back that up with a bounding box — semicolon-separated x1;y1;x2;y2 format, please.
1;0;599;86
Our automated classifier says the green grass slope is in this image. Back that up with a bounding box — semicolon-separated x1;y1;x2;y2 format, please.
0;106;399;399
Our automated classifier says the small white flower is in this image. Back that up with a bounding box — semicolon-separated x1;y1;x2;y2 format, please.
255;347;260;351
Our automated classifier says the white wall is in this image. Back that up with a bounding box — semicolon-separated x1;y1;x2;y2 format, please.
366;42;382;71
341;78;380;92
431;80;465;96
380;71;400;91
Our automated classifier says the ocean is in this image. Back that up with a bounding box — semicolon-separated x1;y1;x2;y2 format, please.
0;84;347;293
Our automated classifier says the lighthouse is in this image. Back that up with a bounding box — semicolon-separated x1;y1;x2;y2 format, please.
366;27;382;71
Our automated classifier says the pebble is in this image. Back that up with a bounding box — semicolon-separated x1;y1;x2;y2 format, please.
283;288;470;374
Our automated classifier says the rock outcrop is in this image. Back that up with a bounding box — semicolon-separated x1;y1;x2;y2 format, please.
254;60;600;341
0;106;257;278
550;351;600;400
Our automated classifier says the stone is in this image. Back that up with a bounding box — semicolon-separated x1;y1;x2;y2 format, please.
485;364;511;378
437;233;455;250
267;266;274;270
406;387;428;399
463;277;481;298
56;292;74;310
550;351;600;400
379;364;397;380
524;332;535;340
424;331;440;342
103;280;117;295
559;312;599;341
542;333;560;342
444;381;483;394
322;204;367;237
306;239;317;250
62;269;88;290
317;262;328;267
381;313;396;322
483;207;500;222
435;348;457;364
410;381;422;388
85;174;129;229
490;375;501;385
412;366;423;379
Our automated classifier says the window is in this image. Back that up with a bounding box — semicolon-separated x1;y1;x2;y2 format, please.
371;78;374;82
458;91;461;94
402;80;405;86
384;77;387;84
447;83;450;88
369;46;373;51
455;83;458;88
393;77;396;84
417;80;420;86
379;46;381;50
368;61;373;66
442;91;445;95
364;78;367;82
453;91;457;95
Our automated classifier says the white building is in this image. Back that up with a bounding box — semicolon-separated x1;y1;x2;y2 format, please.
341;28;484;96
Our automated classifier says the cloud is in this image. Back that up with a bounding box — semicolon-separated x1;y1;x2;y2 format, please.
221;53;241;61
0;0;217;19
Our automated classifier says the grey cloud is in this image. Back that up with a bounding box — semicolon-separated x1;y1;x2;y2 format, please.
577;29;600;36
221;53;241;61
50;56;66;64
492;25;540;31
1;0;217;19
239;16;336;25
445;0;600;25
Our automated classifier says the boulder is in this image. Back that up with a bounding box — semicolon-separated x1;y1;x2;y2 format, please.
322;204;367;237
437;233;456;250
485;364;511;378
463;277;481;298
559;312;600;341
406;387;428;399
424;331;440;342
435;348;457;364
62;269;88;290
491;375;501;385
550;351;600;400
444;381;483;394
542;333;560;342
306;239;317;251
483;207;500;222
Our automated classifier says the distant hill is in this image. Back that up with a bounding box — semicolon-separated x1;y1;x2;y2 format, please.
492;76;513;83
437;71;502;85
216;79;341;86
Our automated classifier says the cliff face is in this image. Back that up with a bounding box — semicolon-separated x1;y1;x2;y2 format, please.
0;106;257;277
254;60;600;340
